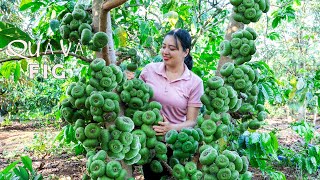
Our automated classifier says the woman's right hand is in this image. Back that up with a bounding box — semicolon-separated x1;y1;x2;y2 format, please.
125;71;135;80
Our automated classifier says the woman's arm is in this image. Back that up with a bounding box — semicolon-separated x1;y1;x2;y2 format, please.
153;106;200;135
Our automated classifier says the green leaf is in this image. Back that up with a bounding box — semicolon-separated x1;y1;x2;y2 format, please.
14;62;21;82
0;160;20;174
0;21;32;48
0;61;15;79
310;156;317;167
19;0;32;8
269;132;279;151
20;59;28;72
294;0;301;6
73;144;85;155
53;129;64;142
267;32;280;41
33;174;43;180
21;156;33;172
13;167;21;177
305;157;313;174
250;132;261;144
20;2;46;12
260;83;275;104
272;17;281;28
18;166;29;180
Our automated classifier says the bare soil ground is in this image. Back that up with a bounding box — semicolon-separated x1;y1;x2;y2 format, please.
0;118;319;180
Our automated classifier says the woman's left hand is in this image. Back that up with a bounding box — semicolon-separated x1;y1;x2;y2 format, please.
153;115;173;135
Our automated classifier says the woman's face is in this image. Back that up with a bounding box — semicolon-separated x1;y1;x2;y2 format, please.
161;35;188;67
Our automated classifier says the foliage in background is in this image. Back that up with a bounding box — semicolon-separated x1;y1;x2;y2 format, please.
238;131;286;179
0;155;43;180
278;121;320;177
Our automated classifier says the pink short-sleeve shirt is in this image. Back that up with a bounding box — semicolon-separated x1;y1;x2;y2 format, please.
139;62;204;124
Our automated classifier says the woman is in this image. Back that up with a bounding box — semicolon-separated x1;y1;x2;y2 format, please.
141;29;203;134
128;29;204;179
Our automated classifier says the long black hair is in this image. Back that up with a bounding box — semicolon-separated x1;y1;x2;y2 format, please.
165;29;193;70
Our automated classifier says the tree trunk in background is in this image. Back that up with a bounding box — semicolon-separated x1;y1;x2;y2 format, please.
216;12;244;76
107;12;116;64
92;0;103;34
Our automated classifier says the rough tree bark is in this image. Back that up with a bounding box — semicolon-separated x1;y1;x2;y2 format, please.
93;0;127;65
107;12;116;64
216;12;244;76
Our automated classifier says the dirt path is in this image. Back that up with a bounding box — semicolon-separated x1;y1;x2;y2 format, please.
0;122;86;179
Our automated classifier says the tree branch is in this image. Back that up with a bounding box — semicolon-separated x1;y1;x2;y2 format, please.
99;8;110;65
116;55;131;66
160;160;173;175
98;0;128;65
102;0;128;11
0;51;93;64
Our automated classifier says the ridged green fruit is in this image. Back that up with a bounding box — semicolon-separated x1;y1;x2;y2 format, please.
173;164;186;179
92;32;108;48
217;168;231;180
72;9;86;20
84;123;101;139
150;160;163;173
207;76;224;89
115;117;134;132
220;40;232;56
90;160;106;177
105;161;122;178
81;29;92;45
165;129;178;144
220;62;234;77
199;147;218;165
62;13;73;24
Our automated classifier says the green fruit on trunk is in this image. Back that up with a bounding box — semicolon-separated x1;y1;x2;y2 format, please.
90;160;106;177
141;124;156;138
215;155;230;168
84;123;101;139
75;127;86;142
92;32;108;48
115;117;134;132
219;40;232;56
105;161;122;178
90;58;106;71
201;120;217;136
150;160;163;173
108;139;123;153
127;63;138;71
207;76;224;89
200;147;218;165
165;129;178;144
173;164;186;179
220;62;235;77
217;168;231;180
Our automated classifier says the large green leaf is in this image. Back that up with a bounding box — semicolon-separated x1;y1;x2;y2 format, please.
21;156;33;172
260;83;275;104
267;32;281;41
0;21;32;48
272;17;281;28
20;0;32;8
14;62;20;82
0;61;16;79
20;2;46;12
0;160;20;174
